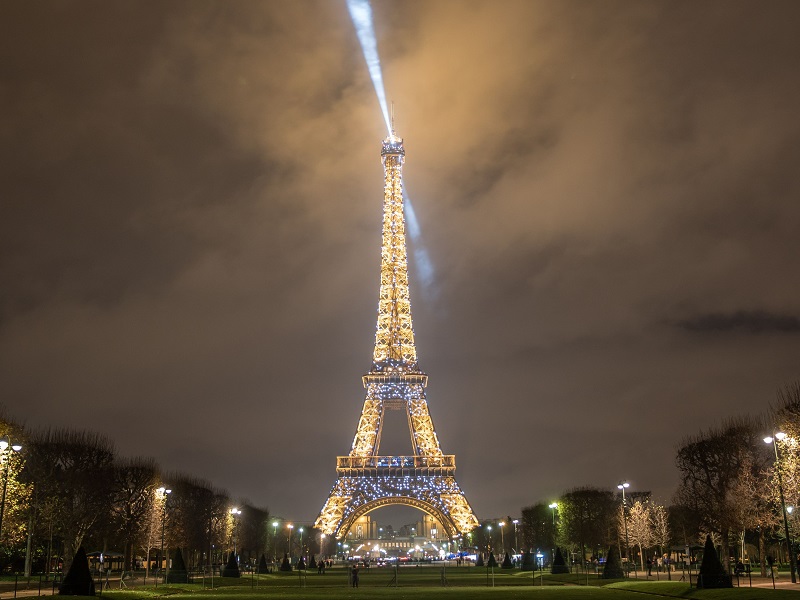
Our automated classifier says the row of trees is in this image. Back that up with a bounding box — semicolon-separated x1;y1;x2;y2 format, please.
516;382;800;575
0;411;282;575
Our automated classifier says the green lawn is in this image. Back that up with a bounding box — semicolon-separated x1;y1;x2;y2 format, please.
90;567;800;600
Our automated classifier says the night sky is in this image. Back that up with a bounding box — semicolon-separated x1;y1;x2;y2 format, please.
2;1;800;527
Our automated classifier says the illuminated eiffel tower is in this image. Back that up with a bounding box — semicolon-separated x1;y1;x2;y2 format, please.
314;127;479;540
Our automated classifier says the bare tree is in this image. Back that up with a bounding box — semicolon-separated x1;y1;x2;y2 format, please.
617;500;652;570
110;457;159;571
166;473;230;568
27;429;115;571
651;503;670;568
674;417;762;573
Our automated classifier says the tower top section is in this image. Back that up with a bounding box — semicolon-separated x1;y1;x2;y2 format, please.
370;128;419;375
381;133;405;161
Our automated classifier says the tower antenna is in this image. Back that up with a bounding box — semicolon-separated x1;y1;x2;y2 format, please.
391;102;395;135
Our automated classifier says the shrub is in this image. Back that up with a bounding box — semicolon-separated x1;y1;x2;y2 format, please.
602;545;624;579
697;535;732;588
487;552;498;568
521;550;534;571
280;553;292;572
166;548;188;583
221;551;240;578
258;553;268;574
551;547;569;574
501;552;514;569
58;547;95;596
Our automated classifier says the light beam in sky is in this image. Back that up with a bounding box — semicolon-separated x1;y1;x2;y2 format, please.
346;0;392;134
404;191;435;290
346;0;436;291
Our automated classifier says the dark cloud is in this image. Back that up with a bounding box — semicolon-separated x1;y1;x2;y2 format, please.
1;0;799;524
676;311;800;334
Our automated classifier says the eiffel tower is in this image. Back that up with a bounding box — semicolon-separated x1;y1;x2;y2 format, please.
314;127;479;540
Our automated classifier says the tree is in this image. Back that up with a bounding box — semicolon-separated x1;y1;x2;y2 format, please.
258;553;268;574
237;503;270;564
501;552;513;569
624;500;653;570
110;457;158;572
674;418;762;573
28;429;115;572
0;415;32;573
650;503;671;569
521;503;554;554
166;473;230;569
729;452;777;576
487;551;498;568
559;487;617;562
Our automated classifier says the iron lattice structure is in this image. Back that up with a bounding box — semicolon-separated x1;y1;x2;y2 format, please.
315;131;478;539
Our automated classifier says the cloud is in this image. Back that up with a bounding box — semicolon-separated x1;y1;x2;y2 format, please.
676;311;800;334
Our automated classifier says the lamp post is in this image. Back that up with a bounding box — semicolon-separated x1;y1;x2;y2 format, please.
299;527;304;558
320;533;326;559
287;524;294;558
499;521;505;554
512;519;519;553
549;503;558;560
765;433;797;583
617;482;631;569
157;486;172;581
487;525;493;553
230;508;241;560
272;521;279;561
0;436;23;543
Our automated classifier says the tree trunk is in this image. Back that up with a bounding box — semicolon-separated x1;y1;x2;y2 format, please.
24;503;35;577
721;530;731;574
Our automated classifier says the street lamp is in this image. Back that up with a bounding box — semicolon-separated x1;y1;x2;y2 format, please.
272;521;279;561
617;482;631;569
487;525;493;552
287;524;294;557
765;433;797;583
156;486;172;581
321;533;326;558
230;508;242;560
299;527;304;557
549;503;558;559
512;519;519;553
499;522;505;553
0;436;23;543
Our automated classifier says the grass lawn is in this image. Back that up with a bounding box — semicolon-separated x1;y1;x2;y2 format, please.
92;567;800;600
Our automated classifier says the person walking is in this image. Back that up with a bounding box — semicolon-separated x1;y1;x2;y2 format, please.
352;565;360;588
